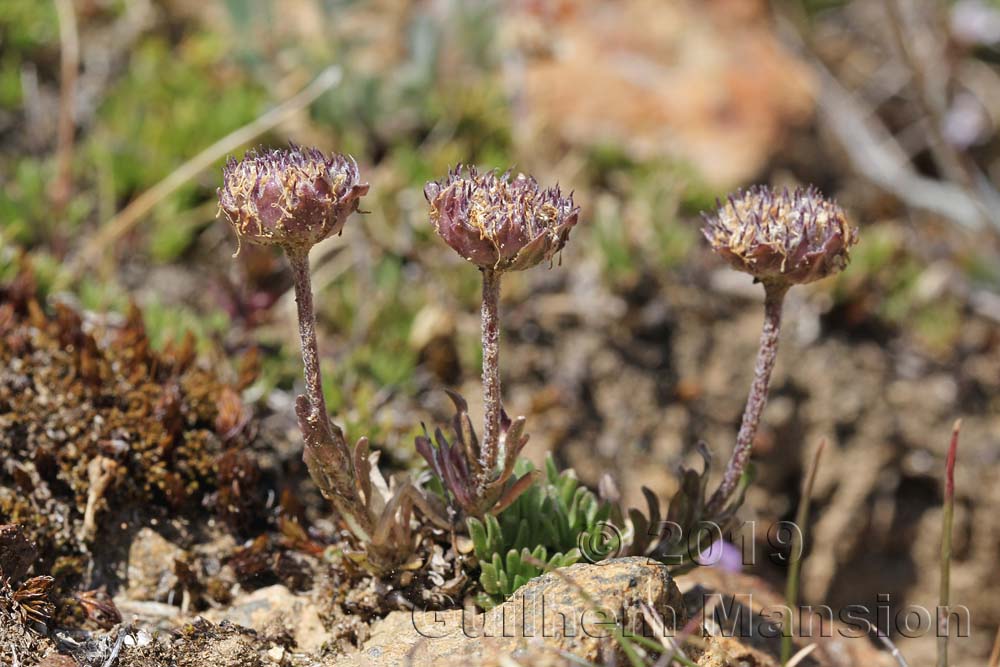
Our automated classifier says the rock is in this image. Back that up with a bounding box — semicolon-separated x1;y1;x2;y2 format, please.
35;655;77;667
203;585;327;653
502;0;815;188
340;557;685;666
331;561;896;667
126;528;186;602
676;568;896;667
118;619;267;667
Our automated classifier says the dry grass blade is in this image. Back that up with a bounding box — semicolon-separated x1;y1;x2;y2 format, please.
51;0;79;213
876;633;911;667
937;419;961;667
784;643;817;667
882;0;971;190
988;624;1000;667
66;65;343;283
781;438;826;665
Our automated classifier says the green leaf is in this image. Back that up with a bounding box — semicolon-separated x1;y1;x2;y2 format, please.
505;549;521;576
468;517;488;560
481;563;499;595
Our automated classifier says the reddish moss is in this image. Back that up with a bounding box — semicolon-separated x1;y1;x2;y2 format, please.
0;268;263;586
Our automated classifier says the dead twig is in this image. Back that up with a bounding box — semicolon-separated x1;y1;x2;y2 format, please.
813;63;986;230
773;10;999;231
65;65;343;284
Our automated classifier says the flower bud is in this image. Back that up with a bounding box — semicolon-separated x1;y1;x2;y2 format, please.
219;145;369;252
425;166;579;272
702;185;857;286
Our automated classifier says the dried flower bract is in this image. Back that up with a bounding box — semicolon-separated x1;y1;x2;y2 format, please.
702;185;857;286
425;165;579;271
219;145;369;252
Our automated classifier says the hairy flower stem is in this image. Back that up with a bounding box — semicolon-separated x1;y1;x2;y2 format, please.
707;281;789;516
288;249;327;419
287;248;371;541
480;267;502;486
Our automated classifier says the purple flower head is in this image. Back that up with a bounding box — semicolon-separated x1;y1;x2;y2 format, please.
702;185;857;286
218;144;369;252
425;165;579;272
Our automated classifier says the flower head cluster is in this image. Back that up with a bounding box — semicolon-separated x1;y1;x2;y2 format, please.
218;145;369;252
425;166;579;272
701;185;857;286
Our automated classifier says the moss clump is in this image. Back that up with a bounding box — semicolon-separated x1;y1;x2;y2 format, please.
0;268;262;589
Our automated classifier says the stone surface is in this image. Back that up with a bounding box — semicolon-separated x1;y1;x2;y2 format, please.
503;0;815;188
126;528;187;602
338;557;685;666
203;584;328;653
677;568;896;667
327;561;898;667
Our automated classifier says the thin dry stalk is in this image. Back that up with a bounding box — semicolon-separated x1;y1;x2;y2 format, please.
772;8;989;230
883;0;971;189
66;65;343;283
877;632;911;667
781;439;827;665
51;0;79;214
784;644;817;667
988;624;1000;667
937;419;961;667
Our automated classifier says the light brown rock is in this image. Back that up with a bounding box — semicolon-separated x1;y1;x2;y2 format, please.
339;557;685;667
502;0;815;188
677;568;896;667
126;528;186;602
203;585;327;653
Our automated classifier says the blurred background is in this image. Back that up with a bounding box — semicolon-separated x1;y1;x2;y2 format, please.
3;0;1000;662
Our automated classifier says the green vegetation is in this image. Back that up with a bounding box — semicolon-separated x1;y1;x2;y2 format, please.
467;456;614;607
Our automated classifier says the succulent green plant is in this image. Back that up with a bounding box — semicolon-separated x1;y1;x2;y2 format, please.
467;456;616;607
476;546;579;609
